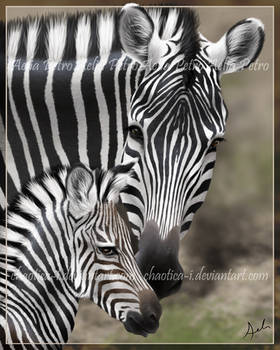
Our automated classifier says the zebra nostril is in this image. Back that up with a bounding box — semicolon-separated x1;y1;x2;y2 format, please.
150;313;157;323
123;289;161;336
138;289;162;323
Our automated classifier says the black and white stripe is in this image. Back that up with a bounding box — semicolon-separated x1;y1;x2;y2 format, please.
4;10;140;207
0;163;160;348
118;5;264;239
2;6;264;247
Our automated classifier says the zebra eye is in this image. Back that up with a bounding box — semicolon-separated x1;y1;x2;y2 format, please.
128;125;143;142
97;246;118;256
210;137;225;149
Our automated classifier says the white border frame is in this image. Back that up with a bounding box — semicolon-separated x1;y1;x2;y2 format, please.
4;4;275;346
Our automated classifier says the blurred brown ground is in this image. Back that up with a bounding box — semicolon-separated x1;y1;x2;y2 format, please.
5;3;275;345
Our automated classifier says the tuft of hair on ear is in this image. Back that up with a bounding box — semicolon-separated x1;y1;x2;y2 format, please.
118;4;155;63
98;162;135;203
224;18;265;72
66;164;94;213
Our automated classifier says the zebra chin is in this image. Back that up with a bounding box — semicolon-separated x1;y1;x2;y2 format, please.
123;290;162;337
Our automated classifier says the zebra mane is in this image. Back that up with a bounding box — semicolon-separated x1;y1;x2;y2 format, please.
6;166;68;220
0;167;66;279
7;7;200;62
148;7;200;62
7;10;118;61
6;164;129;222
95;163;135;202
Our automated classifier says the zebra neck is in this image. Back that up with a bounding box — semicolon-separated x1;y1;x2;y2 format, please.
0;168;80;344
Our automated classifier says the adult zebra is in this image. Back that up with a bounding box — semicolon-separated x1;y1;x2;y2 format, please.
0;163;162;347
1;5;265;298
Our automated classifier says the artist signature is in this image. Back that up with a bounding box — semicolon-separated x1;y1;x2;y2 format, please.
244;319;271;340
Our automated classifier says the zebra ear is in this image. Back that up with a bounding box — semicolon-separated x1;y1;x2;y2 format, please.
205;18;264;74
119;4;161;65
66;165;95;217
101;162;135;203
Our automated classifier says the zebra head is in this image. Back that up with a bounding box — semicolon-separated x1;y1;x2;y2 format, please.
66;163;161;336
119;5;265;298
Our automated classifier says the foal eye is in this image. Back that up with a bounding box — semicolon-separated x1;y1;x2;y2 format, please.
98;247;118;256
210;137;225;149
128;125;144;142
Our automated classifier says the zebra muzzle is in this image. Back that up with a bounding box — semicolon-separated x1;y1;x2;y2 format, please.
136;221;185;299
124;289;162;336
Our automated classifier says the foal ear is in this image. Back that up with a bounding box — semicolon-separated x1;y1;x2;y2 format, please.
66;165;94;216
118;4;156;64
101;162;135;203
206;18;264;74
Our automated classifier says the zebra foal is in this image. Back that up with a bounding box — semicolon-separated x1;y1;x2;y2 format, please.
0;163;161;348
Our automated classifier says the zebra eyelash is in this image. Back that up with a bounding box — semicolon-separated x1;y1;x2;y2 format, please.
214;137;226;142
96;246;118;256
209;137;226;150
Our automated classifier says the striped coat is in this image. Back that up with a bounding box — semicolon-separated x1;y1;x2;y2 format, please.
1;5;265;299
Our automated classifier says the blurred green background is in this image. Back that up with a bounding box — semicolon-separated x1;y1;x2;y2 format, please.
6;5;273;345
